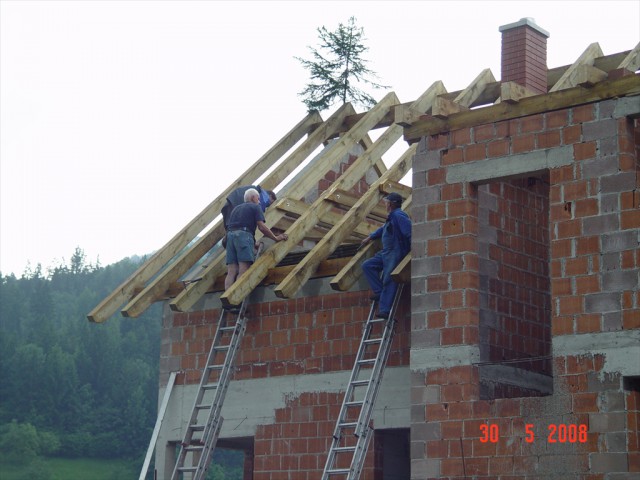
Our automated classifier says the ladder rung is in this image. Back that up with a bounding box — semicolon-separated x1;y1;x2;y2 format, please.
208;364;224;370
184;445;204;452
214;345;230;351
338;422;358;429
363;338;382;345
195;403;212;410
368;317;387;323
203;383;219;390
327;468;351;475
357;358;375;365
178;466;198;473
190;425;205;432
333;446;356;452
351;379;370;387
345;400;364;407
220;326;236;332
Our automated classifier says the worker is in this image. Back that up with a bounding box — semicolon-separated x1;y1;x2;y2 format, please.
360;192;411;319
221;185;276;231
224;188;288;311
221;185;276;248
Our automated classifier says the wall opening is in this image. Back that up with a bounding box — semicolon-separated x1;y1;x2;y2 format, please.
477;173;552;399
374;428;410;480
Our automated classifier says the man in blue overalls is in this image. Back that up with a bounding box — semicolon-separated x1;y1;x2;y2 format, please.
360;192;411;319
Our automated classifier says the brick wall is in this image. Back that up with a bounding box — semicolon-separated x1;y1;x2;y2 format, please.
410;98;639;479
160;285;411;479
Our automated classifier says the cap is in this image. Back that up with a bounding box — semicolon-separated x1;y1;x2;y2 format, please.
384;192;403;205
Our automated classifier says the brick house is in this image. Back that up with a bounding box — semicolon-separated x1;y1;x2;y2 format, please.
90;18;639;480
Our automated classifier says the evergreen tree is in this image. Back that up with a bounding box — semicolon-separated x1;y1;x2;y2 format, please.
296;16;389;112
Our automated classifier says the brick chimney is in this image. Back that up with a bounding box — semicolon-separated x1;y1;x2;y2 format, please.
499;17;550;94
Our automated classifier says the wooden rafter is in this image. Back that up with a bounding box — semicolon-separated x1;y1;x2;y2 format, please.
87;111;321;322
120;104;355;318
550;42;604;92
219;92;401;308
331;193;413;292
274;146;415;299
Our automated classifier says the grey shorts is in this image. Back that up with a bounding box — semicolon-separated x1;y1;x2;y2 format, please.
226;230;255;264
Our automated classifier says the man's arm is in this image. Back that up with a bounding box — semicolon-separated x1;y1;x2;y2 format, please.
257;221;287;242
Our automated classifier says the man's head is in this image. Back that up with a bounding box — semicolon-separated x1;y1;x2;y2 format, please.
383;192;403;209
244;187;260;203
266;190;277;207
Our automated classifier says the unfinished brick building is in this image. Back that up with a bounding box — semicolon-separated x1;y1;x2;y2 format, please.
90;18;639;480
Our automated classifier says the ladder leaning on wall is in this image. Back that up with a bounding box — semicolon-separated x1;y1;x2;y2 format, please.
321;284;404;480
170;244;264;480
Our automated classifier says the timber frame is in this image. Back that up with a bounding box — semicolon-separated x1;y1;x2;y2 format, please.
88;42;639;323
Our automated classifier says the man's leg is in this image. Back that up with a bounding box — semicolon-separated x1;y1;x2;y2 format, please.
362;254;384;299
377;253;402;317
225;263;239;290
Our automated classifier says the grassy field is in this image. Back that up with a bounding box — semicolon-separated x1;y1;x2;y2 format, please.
0;457;139;480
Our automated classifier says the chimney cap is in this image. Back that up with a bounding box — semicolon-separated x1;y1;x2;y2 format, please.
499;17;550;38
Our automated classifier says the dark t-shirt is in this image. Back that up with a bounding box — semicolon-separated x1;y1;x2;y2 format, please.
227;202;265;236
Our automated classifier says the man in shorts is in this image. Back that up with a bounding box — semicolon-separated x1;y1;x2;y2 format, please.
224;188;288;309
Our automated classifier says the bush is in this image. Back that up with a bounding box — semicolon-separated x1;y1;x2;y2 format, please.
0;421;40;465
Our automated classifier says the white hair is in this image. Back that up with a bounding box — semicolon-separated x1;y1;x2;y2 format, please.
244;188;260;202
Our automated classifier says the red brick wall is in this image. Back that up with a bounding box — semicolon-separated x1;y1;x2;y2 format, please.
411;101;639;478
164;289;410;386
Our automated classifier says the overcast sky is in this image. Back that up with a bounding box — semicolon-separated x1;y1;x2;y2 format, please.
1;0;638;277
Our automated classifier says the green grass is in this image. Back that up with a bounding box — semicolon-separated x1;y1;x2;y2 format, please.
0;457;139;480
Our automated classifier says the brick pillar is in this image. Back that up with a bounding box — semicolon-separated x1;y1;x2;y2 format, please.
499;17;549;94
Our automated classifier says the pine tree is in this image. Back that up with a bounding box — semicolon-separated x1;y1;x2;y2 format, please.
296;16;389;112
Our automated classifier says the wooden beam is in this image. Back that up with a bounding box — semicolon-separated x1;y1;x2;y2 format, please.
547;49;632;87
500;81;538;104
120;106;356;318
394;81;446;126
219;92;401;308
550;42;604;92
618;42;640;72
454;68;497;107
575;64;608;87
390;253;411;283
124;104;358;317
87;111;321;322
404;73;640;143
331;194;412;292
274;145;416;299
432;96;467;118
275;197;377;238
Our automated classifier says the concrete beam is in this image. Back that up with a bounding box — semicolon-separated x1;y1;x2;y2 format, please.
446;145;573;185
553;330;640;377
410;345;481;372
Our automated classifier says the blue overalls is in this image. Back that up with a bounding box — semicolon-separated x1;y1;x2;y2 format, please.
362;209;411;316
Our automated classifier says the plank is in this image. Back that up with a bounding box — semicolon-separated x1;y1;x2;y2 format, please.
87;111;320;322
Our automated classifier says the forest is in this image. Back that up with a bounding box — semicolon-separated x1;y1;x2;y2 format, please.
0;248;242;479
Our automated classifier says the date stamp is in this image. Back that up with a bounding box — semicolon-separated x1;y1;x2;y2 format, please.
480;423;588;443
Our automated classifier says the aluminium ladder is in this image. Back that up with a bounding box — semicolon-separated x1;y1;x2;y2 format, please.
170;245;263;480
321;285;404;480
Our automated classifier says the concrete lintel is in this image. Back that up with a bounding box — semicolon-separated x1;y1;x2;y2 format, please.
410;345;480;372
613;95;640;118
553;330;640;377
446;145;573;185
479;364;553;395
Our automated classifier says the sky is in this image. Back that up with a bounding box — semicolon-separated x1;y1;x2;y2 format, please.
1;0;639;277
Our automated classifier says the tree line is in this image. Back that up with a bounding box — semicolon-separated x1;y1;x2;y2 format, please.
0;249;160;462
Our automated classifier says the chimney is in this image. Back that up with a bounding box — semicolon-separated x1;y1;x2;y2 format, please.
499;18;550;94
